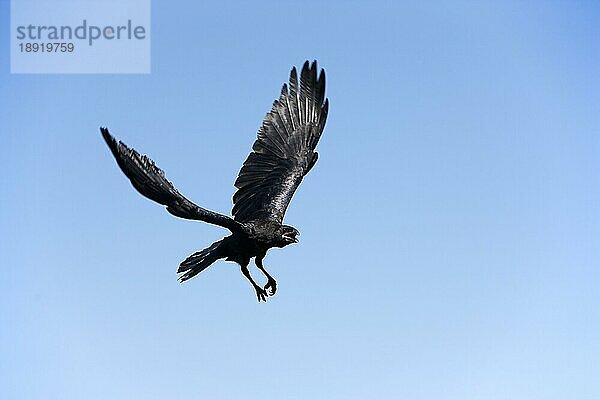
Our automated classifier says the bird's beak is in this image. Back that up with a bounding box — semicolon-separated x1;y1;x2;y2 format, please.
284;233;299;243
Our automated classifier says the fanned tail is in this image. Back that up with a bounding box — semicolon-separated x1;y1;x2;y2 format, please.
177;240;224;282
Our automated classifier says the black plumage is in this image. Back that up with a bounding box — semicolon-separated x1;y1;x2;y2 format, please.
101;61;328;301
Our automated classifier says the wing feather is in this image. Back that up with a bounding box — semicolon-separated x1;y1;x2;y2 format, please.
101;128;243;233
232;61;328;223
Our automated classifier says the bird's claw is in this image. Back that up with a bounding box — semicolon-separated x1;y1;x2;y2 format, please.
264;279;277;296
254;286;268;302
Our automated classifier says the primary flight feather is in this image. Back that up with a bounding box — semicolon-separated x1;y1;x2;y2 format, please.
101;60;328;302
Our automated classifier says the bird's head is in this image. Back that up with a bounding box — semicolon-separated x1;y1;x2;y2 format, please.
276;225;299;247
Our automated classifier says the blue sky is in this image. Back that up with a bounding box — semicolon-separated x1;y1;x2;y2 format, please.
1;1;599;399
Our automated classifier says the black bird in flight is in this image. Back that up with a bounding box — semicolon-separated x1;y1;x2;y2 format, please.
101;61;328;302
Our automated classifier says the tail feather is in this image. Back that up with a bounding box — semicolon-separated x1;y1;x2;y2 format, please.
178;240;224;282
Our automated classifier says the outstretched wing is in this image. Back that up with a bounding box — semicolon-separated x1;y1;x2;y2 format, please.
232;61;329;223
101;127;243;233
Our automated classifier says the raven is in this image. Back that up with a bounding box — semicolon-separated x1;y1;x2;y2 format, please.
101;61;328;302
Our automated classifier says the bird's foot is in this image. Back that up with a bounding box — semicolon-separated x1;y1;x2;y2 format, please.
254;285;268;302
264;278;277;296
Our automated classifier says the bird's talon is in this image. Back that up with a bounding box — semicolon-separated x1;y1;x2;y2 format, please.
255;286;268;302
264;279;277;296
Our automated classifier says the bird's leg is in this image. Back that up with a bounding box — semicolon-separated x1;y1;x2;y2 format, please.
240;261;267;302
256;256;277;296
